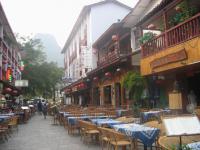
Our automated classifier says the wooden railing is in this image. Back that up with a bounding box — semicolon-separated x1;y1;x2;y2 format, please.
97;50;119;67
142;13;200;58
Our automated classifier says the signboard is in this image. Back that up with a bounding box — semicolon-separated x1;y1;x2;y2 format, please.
150;49;187;69
163;115;200;136
15;80;29;87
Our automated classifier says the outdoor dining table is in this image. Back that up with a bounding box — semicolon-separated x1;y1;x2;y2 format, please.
67;115;109;126
0;115;11;122
140;109;171;123
187;141;200;149
116;109;128;117
64;112;105;118
112;123;160;148
0;113;15;116
90;118;122;127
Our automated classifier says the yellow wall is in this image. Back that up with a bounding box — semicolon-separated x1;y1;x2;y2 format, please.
98;72;126;107
141;37;200;75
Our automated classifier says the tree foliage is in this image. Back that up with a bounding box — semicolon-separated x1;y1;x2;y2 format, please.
122;71;145;102
18;36;63;98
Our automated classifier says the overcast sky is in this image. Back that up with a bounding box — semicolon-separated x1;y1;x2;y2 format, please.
1;0;138;48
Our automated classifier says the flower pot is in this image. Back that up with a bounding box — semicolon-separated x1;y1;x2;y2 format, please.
175;6;182;12
147;24;156;30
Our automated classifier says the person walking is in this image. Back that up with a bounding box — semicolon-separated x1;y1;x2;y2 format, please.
42;103;48;119
37;100;42;114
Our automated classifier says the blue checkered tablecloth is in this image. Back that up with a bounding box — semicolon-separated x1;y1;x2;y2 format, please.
0;115;10;122
68;115;109;125
116;109;128;117
112;123;160;146
187;141;200;150
141;110;171;122
91;118;122;127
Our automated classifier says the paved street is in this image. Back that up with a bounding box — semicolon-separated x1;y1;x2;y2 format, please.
0;114;101;150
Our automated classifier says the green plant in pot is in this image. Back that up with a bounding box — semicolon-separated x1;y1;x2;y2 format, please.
139;32;156;44
169;0;198;27
122;71;145;117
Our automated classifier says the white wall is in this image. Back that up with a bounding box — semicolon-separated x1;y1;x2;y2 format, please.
63;2;131;81
90;3;130;68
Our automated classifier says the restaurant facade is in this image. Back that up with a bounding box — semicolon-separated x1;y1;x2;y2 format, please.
87;22;139;107
134;0;200;110
0;2;22;100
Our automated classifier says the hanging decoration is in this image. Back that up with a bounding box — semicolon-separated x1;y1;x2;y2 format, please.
116;68;121;72
105;72;112;78
147;24;156;30
6;67;12;82
112;34;119;41
20;61;24;71
93;77;99;81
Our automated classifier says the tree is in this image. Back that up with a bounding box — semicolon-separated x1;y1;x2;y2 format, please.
18;36;63;99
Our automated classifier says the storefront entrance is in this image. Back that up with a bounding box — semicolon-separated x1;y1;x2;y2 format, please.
115;83;121;107
104;85;112;105
187;72;200;106
93;87;100;106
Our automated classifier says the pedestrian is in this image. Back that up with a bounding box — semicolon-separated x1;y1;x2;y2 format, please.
37;100;42;114
42;103;48;119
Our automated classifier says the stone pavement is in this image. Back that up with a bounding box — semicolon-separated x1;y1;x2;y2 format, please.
0;114;101;150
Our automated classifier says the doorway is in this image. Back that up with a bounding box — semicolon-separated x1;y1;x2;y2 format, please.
187;72;200;106
103;85;112;105
93;87;100;106
115;83;121;107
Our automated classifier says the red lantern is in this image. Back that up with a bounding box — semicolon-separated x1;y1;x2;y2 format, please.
5;88;12;92
112;35;118;41
175;6;182;12
93;77;99;81
13;90;18;94
147;24;156;30
105;72;112;77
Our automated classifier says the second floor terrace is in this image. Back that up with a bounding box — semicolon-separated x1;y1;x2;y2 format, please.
93;23;132;68
138;0;200;58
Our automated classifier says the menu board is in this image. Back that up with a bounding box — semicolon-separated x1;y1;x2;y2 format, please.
163;116;200;136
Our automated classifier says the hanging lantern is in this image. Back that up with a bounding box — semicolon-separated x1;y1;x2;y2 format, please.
105;72;112;77
5;87;12;92
93;77;99;81
112;35;118;41
13;90;18;94
147;24;156;30
175;6;182;12
116;68;121;72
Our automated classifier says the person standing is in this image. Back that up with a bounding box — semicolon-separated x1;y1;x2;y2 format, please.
37;100;42;114
42;103;48;119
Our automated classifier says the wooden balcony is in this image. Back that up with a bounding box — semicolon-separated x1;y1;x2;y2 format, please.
142;13;200;58
97;50;131;67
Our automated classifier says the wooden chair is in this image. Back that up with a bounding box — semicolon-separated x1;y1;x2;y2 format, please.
158;135;200;150
98;127;111;150
78;120;99;145
8;116;19;132
108;129;132;150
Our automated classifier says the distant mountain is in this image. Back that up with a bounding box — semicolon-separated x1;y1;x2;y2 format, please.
34;33;63;67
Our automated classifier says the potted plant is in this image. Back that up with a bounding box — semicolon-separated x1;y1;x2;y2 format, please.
139;32;156;44
122;71;145;117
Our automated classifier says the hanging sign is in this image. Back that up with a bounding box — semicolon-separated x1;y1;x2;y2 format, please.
150;49;187;69
15;80;29;87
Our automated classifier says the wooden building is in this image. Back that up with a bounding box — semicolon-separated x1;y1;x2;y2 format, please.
137;0;200;110
0;2;22;96
87;22;138;107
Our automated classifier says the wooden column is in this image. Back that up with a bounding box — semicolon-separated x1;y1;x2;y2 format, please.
163;11;168;48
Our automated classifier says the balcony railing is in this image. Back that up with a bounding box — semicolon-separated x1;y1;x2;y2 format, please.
142;13;200;58
97;50;120;67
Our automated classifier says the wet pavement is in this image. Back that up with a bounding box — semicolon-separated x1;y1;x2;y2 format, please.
0;114;101;150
